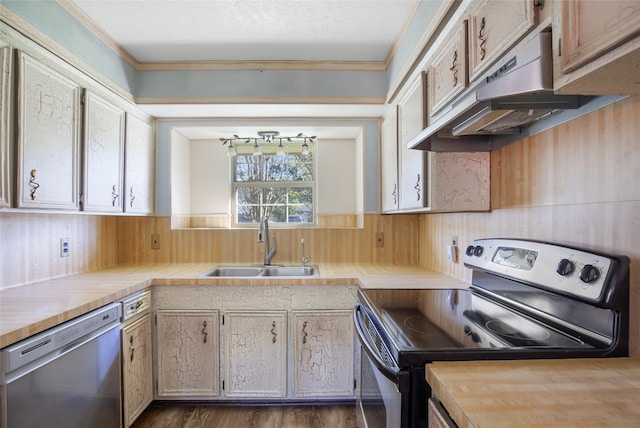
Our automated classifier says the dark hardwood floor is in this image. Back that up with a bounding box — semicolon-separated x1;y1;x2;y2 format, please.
131;404;358;428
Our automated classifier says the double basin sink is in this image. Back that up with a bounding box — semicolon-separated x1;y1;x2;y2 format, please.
202;265;319;277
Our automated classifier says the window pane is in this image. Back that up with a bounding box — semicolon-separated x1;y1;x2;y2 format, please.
233;151;315;226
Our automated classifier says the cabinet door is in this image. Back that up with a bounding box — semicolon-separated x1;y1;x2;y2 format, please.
428;21;468;118
224;311;287;398
468;0;537;81
83;90;125;212
380;105;399;213
291;310;354;398
561;0;640;73
122;314;153;428
156;310;220;398
397;73;427;211
0;43;11;208
125;114;155;214
16;52;81;209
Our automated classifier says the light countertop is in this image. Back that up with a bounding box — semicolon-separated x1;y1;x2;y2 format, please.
427;358;640;427
0;263;468;348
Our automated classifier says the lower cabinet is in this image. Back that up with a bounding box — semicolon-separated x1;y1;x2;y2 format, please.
291;310;354;398
152;285;358;402
156;310;220;398
121;313;153;428
223;311;287;398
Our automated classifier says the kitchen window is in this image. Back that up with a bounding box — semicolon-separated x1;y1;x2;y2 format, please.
233;147;315;226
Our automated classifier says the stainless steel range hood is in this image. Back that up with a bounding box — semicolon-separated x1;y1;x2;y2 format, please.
409;32;585;151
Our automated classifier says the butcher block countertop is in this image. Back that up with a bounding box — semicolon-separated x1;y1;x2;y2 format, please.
0;263;468;348
426;358;640;427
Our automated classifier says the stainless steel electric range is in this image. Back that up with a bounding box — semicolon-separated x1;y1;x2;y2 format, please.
354;238;630;428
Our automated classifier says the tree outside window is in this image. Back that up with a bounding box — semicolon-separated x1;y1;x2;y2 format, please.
233;149;314;225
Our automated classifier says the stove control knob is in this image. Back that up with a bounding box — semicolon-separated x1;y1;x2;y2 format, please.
473;245;484;257
579;264;601;284
556;258;575;276
464;325;472;335
465;245;475;256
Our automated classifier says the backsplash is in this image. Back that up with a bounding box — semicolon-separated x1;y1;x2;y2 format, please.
116;213;419;266
0;212;118;289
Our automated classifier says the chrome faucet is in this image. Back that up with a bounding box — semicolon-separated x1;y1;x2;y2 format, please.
301;238;311;266
258;215;277;265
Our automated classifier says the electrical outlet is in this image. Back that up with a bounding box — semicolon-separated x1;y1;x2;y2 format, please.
151;233;160;250
60;238;70;257
375;232;384;248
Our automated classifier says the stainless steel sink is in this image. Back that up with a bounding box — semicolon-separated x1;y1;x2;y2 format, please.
261;266;318;277
201;266;264;277
201;265;319;277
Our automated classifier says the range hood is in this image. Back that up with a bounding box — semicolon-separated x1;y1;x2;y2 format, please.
409;32;584;151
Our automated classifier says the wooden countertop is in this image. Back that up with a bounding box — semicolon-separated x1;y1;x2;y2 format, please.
0;263;467;348
426;358;640;427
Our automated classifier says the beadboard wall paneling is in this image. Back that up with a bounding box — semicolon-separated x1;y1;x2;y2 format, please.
0;212;119;289
116;213;419;266
419;95;640;356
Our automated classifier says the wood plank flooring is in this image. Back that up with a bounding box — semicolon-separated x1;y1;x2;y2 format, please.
131;404;358;428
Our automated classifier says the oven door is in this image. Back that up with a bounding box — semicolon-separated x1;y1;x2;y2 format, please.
354;303;410;428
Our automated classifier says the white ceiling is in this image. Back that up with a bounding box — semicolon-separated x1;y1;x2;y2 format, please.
70;0;418;63
68;0;421;127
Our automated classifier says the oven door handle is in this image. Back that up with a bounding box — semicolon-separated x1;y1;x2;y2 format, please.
353;303;401;383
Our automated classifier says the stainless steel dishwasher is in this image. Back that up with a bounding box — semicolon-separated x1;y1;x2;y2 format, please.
1;302;122;428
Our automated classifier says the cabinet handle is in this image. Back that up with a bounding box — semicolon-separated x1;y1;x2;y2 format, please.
129;187;135;207
111;184;119;206
450;50;458;86
202;320;208;343
129;335;135;362
29;169;40;200
392;183;397;205
478;17;487;60
414;174;421;201
302;321;308;344
271;320;277;343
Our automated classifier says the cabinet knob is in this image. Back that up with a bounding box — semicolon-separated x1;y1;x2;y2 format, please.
202;320;208;343
302;321;308;344
111;184;119;206
129;187;135;207
29;169;40;200
271;320;277;343
450;50;459;86
414;174;421;201
479;17;487;60
129;335;135;361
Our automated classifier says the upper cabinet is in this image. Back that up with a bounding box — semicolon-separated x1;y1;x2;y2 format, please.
0;42;11;208
82;90;125;213
427;20;469;118
1;23;156;215
16;52;82;210
125;114;155;214
397;73;427;211
467;0;538;82
380;105;399;213
554;0;640;95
